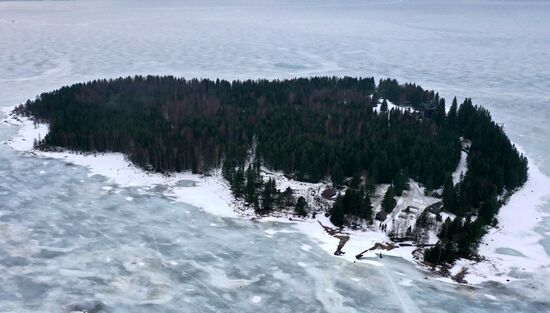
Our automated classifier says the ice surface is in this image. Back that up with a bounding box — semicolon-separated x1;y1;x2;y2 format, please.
1;0;550;312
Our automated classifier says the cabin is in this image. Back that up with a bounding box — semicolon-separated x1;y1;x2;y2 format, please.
375;210;388;221
424;201;443;214
321;188;338;200
404;206;420;214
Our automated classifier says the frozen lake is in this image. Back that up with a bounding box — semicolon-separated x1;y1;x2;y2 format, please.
1;0;549;312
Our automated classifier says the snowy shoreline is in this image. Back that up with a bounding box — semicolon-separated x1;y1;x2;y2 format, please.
2;106;549;286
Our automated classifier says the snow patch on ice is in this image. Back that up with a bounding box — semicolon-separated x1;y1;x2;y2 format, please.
250;295;262;303
484;294;497;300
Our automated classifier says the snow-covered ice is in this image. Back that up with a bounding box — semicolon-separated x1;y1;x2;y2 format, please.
1;0;550;311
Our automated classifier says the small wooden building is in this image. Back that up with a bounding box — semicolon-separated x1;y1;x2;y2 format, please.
375;210;388;221
321;188;338;200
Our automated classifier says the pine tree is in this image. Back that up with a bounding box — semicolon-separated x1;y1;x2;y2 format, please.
478;194;498;225
448;97;458;130
295;196;307;217
231;167;245;197
330;196;345;228
350;172;361;189
331;163;344;187
222;158;235;181
261;178;277;211
442;175;458;214
245;166;257;206
370;92;379;107
365;175;376;196
283;187;294;207
381;186;397;213
380;99;388;112
432;97;446;125
393;170;408;196
361;195;373;223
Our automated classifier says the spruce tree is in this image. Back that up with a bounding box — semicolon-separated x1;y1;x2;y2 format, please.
381;186;397;213
365;176;377;196
245;166;258;206
380;99;388;112
231;167;245;198
222;158;234;181
448;97;458;130
295;196;307;217
432;97;446;125
261;178;276;211
283;187;294;207
393;170;408;196
442;175;458;214
331;163;344;187
330;196;345;228
361;195;373;223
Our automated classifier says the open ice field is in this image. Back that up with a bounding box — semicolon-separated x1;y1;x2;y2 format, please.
1;0;549;312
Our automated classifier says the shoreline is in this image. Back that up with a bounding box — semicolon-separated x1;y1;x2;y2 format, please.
2;106;549;286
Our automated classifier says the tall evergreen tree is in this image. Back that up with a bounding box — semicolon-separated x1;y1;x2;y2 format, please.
432;97;446;125
331;163;344;187
442;175;458;214
382;186;397;213
448;97;458;130
283;187;294;207
245;166;258;207
393;170;408;196
261;178;277;211
231;167;245;197
330;196;345;228
380;99;388;112
295;196;308;217
361;195;373;223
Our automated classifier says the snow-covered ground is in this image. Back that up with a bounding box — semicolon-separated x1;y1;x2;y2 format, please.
3;106;550;286
451;155;550;284
452;151;468;185
373;98;416;114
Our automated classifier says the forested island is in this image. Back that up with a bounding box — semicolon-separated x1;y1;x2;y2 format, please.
15;76;528;266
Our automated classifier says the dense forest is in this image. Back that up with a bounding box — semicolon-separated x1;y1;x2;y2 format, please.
16;75;528;265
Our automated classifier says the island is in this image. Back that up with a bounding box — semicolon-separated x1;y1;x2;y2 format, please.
12;75;528;274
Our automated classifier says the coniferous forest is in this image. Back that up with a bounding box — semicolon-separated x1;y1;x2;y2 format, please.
17;75;528;265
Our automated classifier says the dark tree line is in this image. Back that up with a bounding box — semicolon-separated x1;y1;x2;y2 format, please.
17;76;527;264
330;187;374;228
424;98;528;264
19;75;459;189
222;160;306;214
